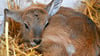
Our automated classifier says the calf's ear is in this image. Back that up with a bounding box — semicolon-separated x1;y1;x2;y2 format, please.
4;8;23;23
46;0;63;16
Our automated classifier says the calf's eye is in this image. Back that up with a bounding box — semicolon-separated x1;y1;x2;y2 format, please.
24;23;29;29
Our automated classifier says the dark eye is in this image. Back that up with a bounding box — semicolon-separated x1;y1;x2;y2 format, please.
45;22;49;28
24;23;29;29
44;20;49;28
35;14;38;17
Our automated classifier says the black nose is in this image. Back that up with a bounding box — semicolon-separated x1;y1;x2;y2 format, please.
33;39;41;45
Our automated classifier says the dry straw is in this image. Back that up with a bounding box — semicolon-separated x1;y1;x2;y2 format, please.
82;0;100;27
5;22;9;56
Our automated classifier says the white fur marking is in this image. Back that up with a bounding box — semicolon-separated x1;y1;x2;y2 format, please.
66;44;75;56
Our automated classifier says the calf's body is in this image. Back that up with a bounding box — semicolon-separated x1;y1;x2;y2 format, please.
39;7;100;56
5;0;100;56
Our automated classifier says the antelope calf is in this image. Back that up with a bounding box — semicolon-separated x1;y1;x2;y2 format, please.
5;0;100;56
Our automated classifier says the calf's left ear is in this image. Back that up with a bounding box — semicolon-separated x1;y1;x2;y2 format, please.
46;0;63;16
4;8;23;23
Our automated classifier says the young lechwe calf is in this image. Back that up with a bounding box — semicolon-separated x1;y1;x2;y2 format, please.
4;0;100;56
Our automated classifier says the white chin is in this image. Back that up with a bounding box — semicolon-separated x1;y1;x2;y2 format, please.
30;42;37;47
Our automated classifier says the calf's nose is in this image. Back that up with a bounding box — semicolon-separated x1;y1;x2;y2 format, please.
33;39;42;45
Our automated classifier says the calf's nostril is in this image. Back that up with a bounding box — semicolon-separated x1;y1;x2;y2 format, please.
33;39;42;45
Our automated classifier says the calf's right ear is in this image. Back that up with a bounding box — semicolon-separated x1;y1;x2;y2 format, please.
4;8;23;23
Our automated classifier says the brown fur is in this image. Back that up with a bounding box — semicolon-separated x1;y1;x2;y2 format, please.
37;6;100;56
40;11;100;56
5;1;100;56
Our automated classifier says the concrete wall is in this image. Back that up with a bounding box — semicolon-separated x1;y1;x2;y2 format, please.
0;0;8;36
34;0;83;9
18;0;83;9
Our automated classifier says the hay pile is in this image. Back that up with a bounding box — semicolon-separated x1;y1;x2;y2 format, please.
82;0;100;28
0;0;100;56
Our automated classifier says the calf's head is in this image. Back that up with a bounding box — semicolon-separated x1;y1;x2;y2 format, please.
5;0;62;46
